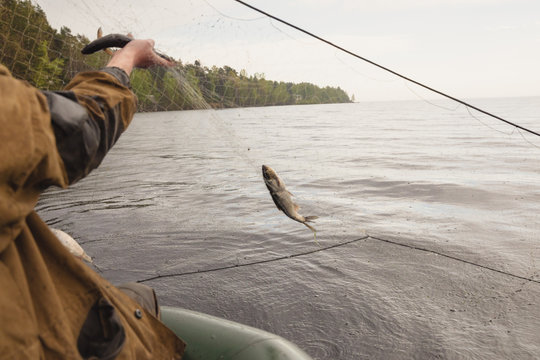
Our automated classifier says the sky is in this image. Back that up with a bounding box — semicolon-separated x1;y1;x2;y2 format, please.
35;0;540;101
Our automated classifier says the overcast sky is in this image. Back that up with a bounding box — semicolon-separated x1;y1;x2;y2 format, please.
36;0;539;101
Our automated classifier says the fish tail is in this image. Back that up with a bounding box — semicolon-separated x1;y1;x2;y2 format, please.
304;216;318;222
303;222;317;233
303;222;320;247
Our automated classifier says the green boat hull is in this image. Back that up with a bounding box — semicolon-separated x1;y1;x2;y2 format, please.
161;306;313;360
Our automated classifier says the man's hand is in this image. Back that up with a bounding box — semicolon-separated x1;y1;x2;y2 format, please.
106;39;174;75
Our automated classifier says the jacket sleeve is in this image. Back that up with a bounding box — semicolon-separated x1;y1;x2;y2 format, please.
0;65;136;252
42;67;137;184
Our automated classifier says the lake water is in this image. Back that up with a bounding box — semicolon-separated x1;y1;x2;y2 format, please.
37;97;540;359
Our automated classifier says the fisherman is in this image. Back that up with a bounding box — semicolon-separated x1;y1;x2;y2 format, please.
0;38;185;358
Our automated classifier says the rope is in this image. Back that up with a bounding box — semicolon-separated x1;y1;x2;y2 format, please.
137;234;540;285
368;236;540;285
233;0;540;138
137;236;369;283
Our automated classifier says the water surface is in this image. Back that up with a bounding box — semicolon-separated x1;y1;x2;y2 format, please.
38;98;540;359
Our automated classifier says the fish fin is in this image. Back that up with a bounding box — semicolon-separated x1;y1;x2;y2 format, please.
304;216;318;222
288;190;294;196
97;27;113;55
294;203;300;211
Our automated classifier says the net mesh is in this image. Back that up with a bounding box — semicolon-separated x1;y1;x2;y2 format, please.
1;0;102;88
2;0;540;283
0;0;352;111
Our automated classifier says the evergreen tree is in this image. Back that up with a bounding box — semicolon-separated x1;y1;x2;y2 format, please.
32;40;64;89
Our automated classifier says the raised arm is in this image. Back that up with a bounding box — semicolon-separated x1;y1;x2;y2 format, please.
43;38;173;183
0;39;172;249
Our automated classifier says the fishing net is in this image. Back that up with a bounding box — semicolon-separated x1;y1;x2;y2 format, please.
0;0;352;111
4;0;540;283
4;1;540;358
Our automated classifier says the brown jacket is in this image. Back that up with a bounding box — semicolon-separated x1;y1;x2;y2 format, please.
0;64;185;359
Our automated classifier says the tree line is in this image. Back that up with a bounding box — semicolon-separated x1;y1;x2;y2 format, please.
1;0;351;111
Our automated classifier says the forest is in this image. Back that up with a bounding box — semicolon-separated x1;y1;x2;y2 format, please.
0;0;352;111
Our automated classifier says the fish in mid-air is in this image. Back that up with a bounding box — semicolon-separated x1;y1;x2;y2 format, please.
262;165;318;239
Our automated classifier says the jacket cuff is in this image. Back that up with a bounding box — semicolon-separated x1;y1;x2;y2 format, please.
100;67;131;88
